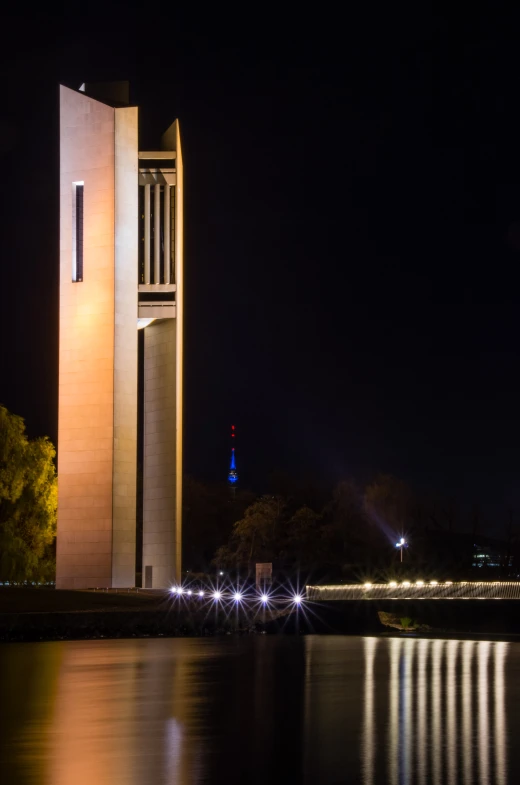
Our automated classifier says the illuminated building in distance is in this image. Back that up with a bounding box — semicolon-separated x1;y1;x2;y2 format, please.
57;81;183;589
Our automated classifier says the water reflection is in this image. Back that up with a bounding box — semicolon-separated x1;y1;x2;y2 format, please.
378;638;507;784
48;640;206;785
446;639;458;785
462;641;474;785
0;635;513;785
495;642;507;785
304;636;510;785
416;639;428;785
387;638;401;785
431;639;444;785
362;637;377;784
478;641;491;784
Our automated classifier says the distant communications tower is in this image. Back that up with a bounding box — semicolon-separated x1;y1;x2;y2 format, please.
228;424;239;495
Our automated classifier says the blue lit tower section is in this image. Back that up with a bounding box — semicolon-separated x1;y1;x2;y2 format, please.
228;425;239;493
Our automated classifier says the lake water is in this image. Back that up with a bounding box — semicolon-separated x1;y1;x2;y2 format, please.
1;635;519;784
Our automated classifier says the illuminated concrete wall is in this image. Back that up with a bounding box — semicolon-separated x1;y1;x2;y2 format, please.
112;108;138;586
143;320;177;587
57;86;138;588
57;84;183;589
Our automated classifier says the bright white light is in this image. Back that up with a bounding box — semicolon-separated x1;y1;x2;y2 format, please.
198;591;205;597
213;591;222;600
177;587;184;595
389;581;397;588
364;582;372;589
430;580;438;585
400;538;405;545
445;581;452;586
261;593;269;603
403;581;411;588
219;571;224;576
137;318;156;330
187;590;192;596
170;587;178;594
234;592;243;602
293;594;303;604
416;581;424;587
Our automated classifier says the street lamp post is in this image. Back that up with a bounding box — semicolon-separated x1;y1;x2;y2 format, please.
395;537;407;562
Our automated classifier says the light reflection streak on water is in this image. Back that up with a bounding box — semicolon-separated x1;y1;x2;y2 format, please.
416;638;428;785
494;642;508;785
166;718;183;785
478;642;491;784
402;640;414;784
462;641;474;785
446;640;458;785
362;637;377;785
431;639;444;785
387;638;401;785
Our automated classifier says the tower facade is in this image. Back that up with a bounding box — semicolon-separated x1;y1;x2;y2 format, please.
57;82;183;589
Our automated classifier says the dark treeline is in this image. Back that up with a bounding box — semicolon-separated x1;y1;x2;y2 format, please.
183;473;520;583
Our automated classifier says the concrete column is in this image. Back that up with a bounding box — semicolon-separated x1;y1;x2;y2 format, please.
143;319;177;588
154;184;161;284
144;185;150;284
163;185;170;284
57;86;116;589
112;105;138;587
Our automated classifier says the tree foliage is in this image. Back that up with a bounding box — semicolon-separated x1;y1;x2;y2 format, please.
183;476;255;572
214;496;285;569
211;473;473;579
207;468;520;581
0;405;57;582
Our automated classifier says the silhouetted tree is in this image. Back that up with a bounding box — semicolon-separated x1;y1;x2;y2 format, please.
183;476;254;572
282;505;322;569
214;496;285;570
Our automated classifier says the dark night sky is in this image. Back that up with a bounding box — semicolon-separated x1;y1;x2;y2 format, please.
2;6;520;531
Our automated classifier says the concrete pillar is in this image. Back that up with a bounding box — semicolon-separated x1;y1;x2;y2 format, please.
142;319;178;588
154;183;161;284
144;184;150;284
163;185;170;284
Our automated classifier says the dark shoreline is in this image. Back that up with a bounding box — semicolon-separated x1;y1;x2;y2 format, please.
3;589;520;642
3;614;520;643
3;605;520;643
0;604;294;642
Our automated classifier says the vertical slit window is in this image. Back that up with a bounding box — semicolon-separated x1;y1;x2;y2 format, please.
72;182;84;282
170;185;175;284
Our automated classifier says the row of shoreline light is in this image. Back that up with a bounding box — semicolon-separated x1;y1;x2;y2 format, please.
170;586;304;605
362;580;517;589
364;580;448;589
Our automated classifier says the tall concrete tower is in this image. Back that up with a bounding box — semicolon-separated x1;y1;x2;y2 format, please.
57;82;183;589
